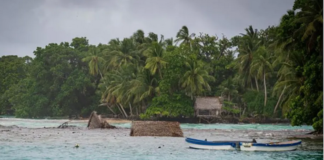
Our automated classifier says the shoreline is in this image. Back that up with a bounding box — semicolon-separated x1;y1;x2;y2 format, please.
93;117;291;125
0;115;290;124
0;116;293;124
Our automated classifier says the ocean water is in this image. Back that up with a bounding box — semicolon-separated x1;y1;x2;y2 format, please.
0;118;322;160
113;123;314;131
0;118;314;131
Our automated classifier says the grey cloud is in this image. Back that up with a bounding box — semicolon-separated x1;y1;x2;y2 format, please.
0;0;294;57
1;0;43;44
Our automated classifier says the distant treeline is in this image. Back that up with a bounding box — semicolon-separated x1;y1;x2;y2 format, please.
0;0;322;132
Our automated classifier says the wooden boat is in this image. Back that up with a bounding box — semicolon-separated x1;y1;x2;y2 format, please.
240;140;302;152
185;138;253;150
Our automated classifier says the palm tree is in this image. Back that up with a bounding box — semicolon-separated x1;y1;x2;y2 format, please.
272;50;305;114
294;0;323;52
179;59;215;99
241;25;259;39
82;46;106;78
175;26;195;49
163;38;175;52
147;32;158;42
133;30;145;44
129;68;159;106
164;38;174;47
143;42;167;79
107;39;121;51
235;26;260;89
106;38;139;68
102;65;138;117
218;77;238;101
250;46;273;106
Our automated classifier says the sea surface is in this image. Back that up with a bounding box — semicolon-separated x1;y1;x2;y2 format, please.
0;117;322;160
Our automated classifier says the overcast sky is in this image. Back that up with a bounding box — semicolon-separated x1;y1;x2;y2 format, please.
0;0;294;57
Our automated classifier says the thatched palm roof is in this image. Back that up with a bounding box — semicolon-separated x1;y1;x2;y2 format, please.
194;97;223;110
87;111;102;129
130;121;183;137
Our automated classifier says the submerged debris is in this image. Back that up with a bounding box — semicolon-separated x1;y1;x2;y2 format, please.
57;121;77;129
0;125;19;129
58;122;69;128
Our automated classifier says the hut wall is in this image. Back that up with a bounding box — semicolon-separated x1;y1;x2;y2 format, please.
196;109;221;117
198;109;210;116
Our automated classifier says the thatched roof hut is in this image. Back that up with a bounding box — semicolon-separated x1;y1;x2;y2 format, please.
130;121;183;137
87;111;116;129
194;97;223;117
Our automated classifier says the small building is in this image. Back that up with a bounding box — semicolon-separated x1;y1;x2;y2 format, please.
194;97;223;117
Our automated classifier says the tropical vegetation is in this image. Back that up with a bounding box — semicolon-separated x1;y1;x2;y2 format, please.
0;0;322;132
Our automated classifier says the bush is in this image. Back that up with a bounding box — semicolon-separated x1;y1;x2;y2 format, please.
140;93;194;119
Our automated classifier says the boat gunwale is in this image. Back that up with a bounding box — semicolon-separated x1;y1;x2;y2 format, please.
186;138;242;147
239;140;302;147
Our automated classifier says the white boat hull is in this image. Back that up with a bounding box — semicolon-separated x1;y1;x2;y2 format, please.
186;138;302;152
185;138;237;150
189;144;235;150
240;140;301;152
240;145;298;151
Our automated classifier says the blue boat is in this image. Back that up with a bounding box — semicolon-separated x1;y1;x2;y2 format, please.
185;138;252;150
186;138;302;151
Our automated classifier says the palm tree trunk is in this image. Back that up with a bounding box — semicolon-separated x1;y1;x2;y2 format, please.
129;102;133;116
273;85;286;114
106;104;116;115
263;72;267;107
118;103;128;118
116;104;124;117
159;70;163;79
141;101;145;113
136;106;139;116
98;69;108;89
254;76;259;91
99;69;104;80
158;65;163;79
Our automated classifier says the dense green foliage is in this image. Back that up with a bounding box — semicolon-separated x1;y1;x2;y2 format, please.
0;56;31;114
0;0;322;132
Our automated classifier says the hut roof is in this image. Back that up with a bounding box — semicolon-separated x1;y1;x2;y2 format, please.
194;97;223;110
130;121;183;137
87;111;102;129
87;111;116;129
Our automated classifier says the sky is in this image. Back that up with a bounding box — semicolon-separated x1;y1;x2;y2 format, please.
0;0;295;57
